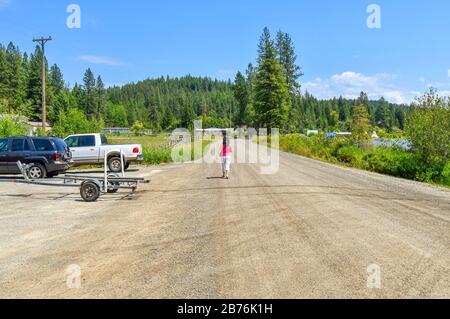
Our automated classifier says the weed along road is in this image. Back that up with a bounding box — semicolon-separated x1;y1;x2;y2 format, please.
0;140;449;298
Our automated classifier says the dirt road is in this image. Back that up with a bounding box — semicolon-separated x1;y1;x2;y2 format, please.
0;140;449;298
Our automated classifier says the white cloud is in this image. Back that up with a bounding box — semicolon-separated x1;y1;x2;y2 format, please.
77;55;125;66
303;71;420;104
419;77;425;83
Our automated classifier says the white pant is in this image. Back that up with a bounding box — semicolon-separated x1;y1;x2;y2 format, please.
222;156;231;172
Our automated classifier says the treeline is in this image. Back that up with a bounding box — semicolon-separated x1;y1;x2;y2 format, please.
231;28;407;133
0;42;106;126
107;76;236;130
1;38;407;134
0;42;66;121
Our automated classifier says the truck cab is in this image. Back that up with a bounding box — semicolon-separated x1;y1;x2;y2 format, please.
64;134;107;164
64;133;143;172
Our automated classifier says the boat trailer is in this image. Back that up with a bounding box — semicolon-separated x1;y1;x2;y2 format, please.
1;158;150;202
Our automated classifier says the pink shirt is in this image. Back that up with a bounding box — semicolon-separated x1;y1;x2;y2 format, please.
221;145;232;157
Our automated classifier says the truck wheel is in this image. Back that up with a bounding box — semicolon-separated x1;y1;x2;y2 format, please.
108;156;122;173
27;163;47;179
80;181;100;202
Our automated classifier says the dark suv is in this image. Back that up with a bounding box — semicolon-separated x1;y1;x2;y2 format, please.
0;137;72;179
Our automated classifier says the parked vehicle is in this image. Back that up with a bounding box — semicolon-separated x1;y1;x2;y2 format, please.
64;134;143;173
0;137;72;179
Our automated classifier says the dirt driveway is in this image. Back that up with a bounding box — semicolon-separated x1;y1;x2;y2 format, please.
0;140;449;298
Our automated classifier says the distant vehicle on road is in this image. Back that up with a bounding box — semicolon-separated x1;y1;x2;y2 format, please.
0;137;72;179
64;133;143;173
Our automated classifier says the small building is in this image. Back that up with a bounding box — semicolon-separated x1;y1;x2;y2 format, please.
102;127;131;135
307;130;319;136
336;132;352;137
102;127;153;136
27;121;52;136
325;132;352;139
0;114;50;136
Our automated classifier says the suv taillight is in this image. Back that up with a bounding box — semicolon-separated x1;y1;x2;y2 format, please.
54;153;62;161
133;147;139;154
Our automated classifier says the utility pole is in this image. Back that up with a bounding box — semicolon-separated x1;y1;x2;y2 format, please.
32;36;52;131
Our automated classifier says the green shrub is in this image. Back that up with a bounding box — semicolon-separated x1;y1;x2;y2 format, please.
131;121;145;136
336;146;365;166
52;108;103;138
441;162;450;186
0;116;28;137
142;140;211;165
405;89;450;163
414;158;448;185
280;134;336;161
143;148;172;165
279;132;449;187
362;147;419;179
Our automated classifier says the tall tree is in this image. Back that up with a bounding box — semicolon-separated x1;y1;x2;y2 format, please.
181;101;195;130
49;64;64;95
96;75;106;119
27;46;45;120
352;103;371;141
82;68;96;119
5;43;27;113
275;31;303;95
375;97;392;130
233;71;250;126
276;31;302;131
253;28;290;130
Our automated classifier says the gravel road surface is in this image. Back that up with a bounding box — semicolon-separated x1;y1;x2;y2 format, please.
0;140;448;298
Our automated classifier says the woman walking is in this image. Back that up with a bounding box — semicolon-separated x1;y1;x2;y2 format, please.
220;136;232;179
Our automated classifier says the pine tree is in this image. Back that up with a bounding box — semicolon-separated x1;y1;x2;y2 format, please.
0;45;8;113
71;83;84;110
181;102;195;130
5;43;27;113
338;96;348;122
253;28;290;130
27;46;44;120
82;68;96;119
375;97;391;130
275;31;303;94
96;75;106;119
233;71;250;126
49;64;64;95
352;103;371;141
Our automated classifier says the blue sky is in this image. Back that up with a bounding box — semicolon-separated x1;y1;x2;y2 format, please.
1;0;449;103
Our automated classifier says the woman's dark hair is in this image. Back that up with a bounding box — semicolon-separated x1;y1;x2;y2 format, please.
222;130;229;145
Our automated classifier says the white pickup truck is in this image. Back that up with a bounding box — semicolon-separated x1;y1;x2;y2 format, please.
64;133;143;172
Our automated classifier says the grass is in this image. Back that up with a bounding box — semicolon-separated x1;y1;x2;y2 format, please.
107;134;170;150
276;134;450;187
108;134;211;165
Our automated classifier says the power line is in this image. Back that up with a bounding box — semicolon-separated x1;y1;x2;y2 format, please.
32;36;52;131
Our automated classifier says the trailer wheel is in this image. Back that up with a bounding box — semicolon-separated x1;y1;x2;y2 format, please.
80;181;100;202
107;174;120;193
